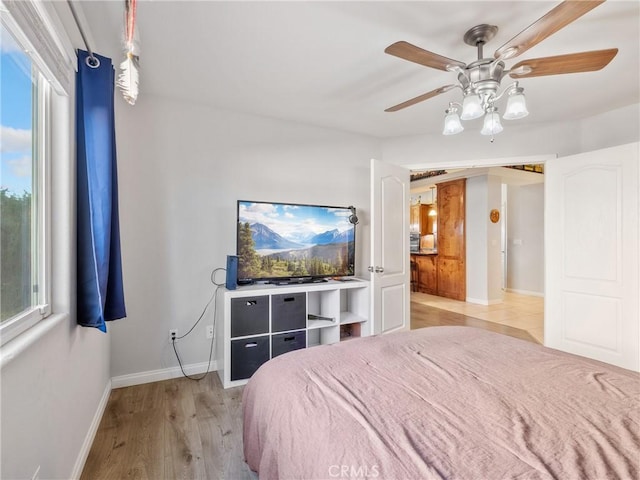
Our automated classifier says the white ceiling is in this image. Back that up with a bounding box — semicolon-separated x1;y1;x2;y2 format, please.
75;1;639;139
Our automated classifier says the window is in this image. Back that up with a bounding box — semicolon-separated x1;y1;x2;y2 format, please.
1;20;51;345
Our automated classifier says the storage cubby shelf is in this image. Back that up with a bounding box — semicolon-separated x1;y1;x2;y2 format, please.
340;312;365;325
217;278;370;388
307;319;337;330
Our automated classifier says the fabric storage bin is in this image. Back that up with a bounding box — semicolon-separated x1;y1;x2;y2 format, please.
271;330;306;358
230;335;270;381
272;292;306;332
231;296;269;337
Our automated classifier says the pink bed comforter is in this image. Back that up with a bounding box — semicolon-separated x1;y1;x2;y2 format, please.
243;326;639;479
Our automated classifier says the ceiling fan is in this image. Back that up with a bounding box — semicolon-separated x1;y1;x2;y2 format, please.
384;0;618;137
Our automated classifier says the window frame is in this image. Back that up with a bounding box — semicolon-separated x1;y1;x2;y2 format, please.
0;22;52;346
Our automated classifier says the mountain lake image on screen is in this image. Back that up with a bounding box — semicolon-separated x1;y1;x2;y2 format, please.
236;200;355;283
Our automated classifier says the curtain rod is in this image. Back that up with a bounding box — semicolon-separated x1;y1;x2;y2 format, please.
66;0;100;68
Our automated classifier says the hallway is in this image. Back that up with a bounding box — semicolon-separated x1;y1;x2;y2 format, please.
411;291;544;344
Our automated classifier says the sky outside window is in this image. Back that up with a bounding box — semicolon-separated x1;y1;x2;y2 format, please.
1;23;36;323
1;24;33;195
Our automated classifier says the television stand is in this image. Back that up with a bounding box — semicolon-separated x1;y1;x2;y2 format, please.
217;278;370;388
273;277;328;286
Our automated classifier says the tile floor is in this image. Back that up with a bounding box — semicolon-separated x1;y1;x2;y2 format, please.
411;291;545;344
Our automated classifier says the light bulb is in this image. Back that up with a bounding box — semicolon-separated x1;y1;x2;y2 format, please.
503;89;529;120
460;94;484;120
442;108;464;135
481;108;503;136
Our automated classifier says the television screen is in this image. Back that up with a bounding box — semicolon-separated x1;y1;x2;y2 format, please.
237;200;355;283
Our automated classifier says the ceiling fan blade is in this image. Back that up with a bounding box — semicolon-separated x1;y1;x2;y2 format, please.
385;85;456;112
495;1;605;60
385;41;465;71
509;48;618;78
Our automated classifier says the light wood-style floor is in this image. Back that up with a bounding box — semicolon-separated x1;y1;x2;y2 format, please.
80;374;253;480
81;291;544;479
411;291;544;343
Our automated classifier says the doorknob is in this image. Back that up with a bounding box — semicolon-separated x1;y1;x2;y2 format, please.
375;266;384;273
368;266;374;272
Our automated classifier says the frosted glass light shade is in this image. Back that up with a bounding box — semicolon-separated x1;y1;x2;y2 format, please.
481;110;503;136
461;94;484;120
442;111;464;135
503;92;529;120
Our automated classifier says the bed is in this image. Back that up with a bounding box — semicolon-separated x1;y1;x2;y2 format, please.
242;326;639;480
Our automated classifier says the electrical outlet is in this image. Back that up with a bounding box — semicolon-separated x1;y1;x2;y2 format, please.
206;325;214;339
169;329;178;341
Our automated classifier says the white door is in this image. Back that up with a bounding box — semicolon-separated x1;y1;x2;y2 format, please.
370;158;410;335
545;143;639;371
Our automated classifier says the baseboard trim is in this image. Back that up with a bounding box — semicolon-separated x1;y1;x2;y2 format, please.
71;378;112;480
111;361;218;389
466;297;503;306
505;288;544;298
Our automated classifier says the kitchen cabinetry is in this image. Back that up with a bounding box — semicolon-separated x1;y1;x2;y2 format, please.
217;279;370;388
437;179;466;301
410;179;465;301
410;204;436;235
412;254;438;294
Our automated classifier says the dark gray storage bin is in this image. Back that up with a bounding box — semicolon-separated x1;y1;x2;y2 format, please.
230;335;270;381
271;330;306;358
231;296;269;338
272;292;306;332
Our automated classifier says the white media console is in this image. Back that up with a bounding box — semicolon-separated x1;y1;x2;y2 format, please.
216;278;370;389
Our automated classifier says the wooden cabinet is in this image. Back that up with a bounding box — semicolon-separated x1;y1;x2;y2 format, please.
412;254;437;294
410;204;436;235
410;179;465;301
436;179;466;301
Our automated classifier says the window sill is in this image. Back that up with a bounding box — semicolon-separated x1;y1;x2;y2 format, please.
0;312;68;369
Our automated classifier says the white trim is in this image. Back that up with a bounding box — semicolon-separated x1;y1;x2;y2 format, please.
505;288;544;298
70;379;112;480
0;313;66;369
111;361;218;389
1;0;74;95
37;72;52;317
0;308;47;348
465;297;504;306
405;154;557;172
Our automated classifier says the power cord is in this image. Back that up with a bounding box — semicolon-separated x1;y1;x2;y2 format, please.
171;267;226;381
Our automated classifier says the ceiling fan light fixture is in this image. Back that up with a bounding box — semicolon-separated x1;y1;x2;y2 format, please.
481;107;503;136
383;2;615;140
460;94;484;120
503;86;529;120
442;106;464;135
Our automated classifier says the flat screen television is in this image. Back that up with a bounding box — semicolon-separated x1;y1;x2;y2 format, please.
237;200;355;283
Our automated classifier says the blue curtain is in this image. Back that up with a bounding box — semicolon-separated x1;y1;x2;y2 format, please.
76;50;126;332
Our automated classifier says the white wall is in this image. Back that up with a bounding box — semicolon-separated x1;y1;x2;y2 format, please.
382;121;581;168
382;103;639;169
466;175;503;304
486;175;503;302
579;104;640;153
110;94;381;379
506;183;545;295
466;177;488;303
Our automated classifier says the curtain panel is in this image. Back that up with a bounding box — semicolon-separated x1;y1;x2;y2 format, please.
76;49;126;331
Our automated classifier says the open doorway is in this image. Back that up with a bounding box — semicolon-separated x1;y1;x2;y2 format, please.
408;161;546;344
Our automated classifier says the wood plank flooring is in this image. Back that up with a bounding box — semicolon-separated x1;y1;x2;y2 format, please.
411;302;539;344
82;296;540;479
80;374;254;480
